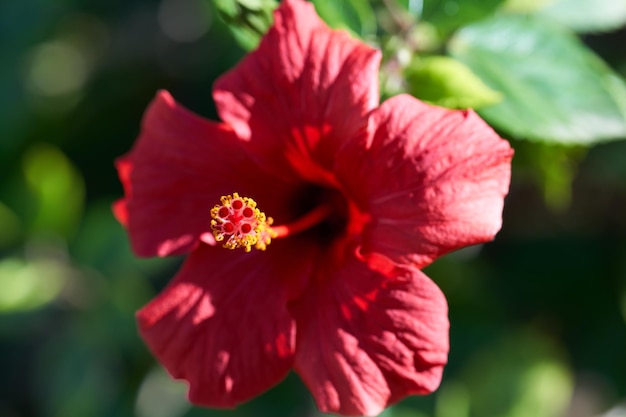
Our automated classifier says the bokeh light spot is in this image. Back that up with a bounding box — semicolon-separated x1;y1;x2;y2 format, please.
0;257;67;313
25;40;88;97
135;367;189;417
158;0;212;43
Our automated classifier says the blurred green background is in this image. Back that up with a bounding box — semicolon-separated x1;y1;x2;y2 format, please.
1;0;626;416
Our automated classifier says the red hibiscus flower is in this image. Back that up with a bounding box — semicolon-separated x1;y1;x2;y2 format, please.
113;0;513;415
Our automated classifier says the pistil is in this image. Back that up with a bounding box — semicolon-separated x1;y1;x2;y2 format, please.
271;203;334;239
210;193;334;252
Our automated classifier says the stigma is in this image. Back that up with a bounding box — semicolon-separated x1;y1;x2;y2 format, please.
211;192;337;252
210;193;276;252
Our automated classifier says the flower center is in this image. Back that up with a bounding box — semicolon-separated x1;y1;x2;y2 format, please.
210;192;335;252
210;193;275;252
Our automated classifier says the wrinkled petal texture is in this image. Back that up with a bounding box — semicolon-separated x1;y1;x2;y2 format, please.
137;239;318;407
292;250;449;416
337;94;514;268
115;91;297;257
213;0;381;184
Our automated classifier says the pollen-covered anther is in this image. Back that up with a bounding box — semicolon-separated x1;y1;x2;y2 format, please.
210;193;276;252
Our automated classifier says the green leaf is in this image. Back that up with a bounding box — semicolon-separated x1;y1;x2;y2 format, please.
450;15;626;145
311;0;377;38
213;0;239;17
395;0;424;18
405;55;502;109
211;0;277;50
418;0;505;37
536;0;626;33
512;141;586;211
534;143;585;211
500;0;554;14
237;0;272;10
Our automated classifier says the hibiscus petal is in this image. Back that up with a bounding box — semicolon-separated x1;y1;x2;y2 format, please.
337;94;514;268
213;0;381;183
292;250;449;416
116;90;294;257
137;239;317;407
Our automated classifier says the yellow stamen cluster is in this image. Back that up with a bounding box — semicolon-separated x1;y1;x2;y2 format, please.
210;193;276;252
